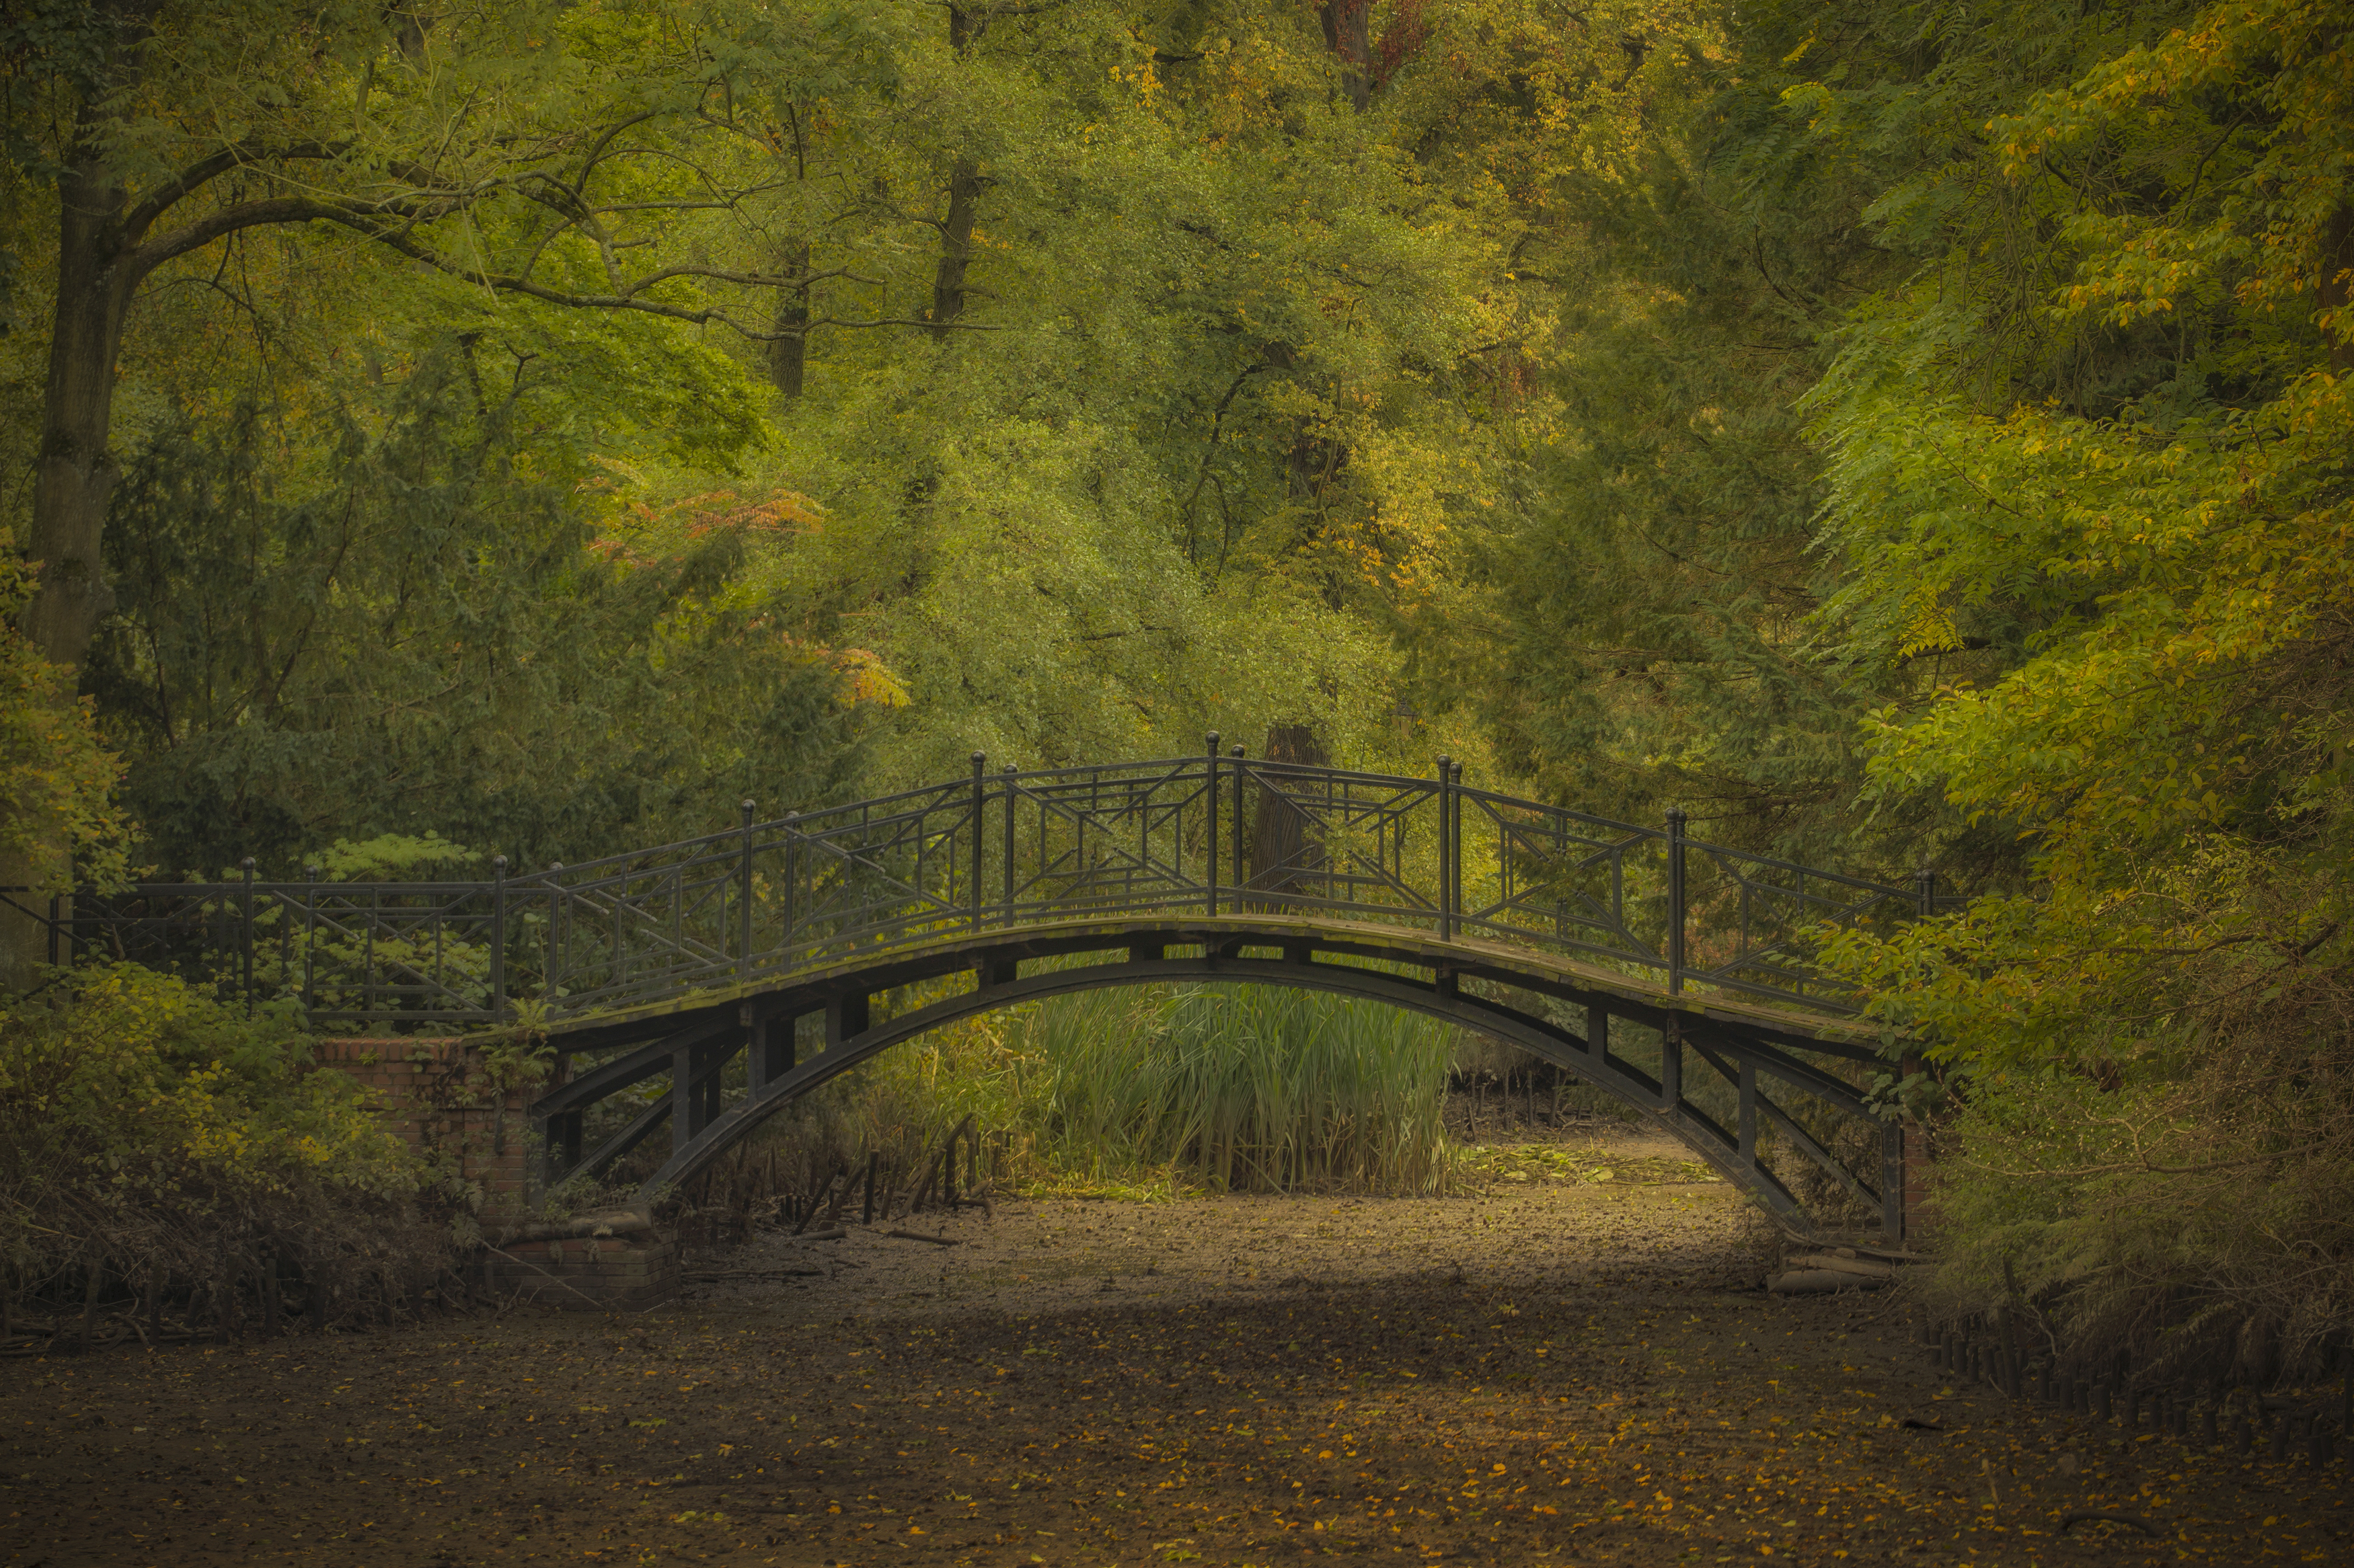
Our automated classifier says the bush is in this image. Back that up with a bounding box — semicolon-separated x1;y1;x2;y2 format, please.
0;964;450;1342
1921;959;2354;1388
0;526;130;898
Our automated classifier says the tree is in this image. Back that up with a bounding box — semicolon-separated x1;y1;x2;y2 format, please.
0;0;943;975
1786;0;2354;1368
1385;0;1948;870
5;0;1764;957
85;348;861;875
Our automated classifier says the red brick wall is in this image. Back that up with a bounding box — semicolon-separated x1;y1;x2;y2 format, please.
308;1037;536;1220
310;1040;675;1309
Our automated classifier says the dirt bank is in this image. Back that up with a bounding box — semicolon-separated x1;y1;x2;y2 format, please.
4;1129;2345;1566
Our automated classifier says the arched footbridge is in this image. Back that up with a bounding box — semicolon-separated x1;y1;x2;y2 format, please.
26;748;1954;1239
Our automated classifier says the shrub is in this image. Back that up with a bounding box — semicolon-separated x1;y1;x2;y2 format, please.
0;964;449;1341
1922;959;2354;1387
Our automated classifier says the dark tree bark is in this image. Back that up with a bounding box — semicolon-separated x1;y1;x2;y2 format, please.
1256;340;1350;529
0;4;962;983
1319;0;1372;112
24;126;138;691
1;7;159;988
928;6;982;339
2322;204;2354;373
1243;0;1366;576
20;7;158;690
767;105;817;399
1249;723;1331;908
928;159;983;338
767;238;812;398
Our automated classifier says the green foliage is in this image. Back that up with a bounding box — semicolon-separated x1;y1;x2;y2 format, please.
308;832;480;882
0;526;127;890
1009;985;1457;1194
1377;0;2354;1356
769;986;1459;1199
1397;0;1974;873
3;0;2345;1370
84;346;861;875
1455;1144;1720;1189
1773;0;2354;1359
0;963;443;1319
1809;0;2354;1065
1920;963;2354;1384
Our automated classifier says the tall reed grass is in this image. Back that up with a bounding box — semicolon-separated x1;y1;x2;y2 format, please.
664;982;1866;1220
1008;984;1456;1192
767;984;1460;1198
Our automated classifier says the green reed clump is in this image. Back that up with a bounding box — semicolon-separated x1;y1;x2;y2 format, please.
724;984;1459;1204
1002;984;1455;1193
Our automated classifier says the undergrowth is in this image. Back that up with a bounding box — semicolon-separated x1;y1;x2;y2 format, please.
1926;959;2354;1388
0;964;454;1345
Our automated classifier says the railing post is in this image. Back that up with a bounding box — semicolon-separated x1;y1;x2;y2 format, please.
490;854;508;1023
970;752;987;931
674;1032;699;1153
1436;756;1454;942
1665;807;1687;994
1881;1115;1907;1241
1449;759;1465;929
1661;1017;1681;1113
1229;743;1247;905
46;893;60;970
1915;866;1937;918
1205;732;1221;917
738;799;757;979
545;863;564;1001
1737;1058;1757;1167
277;865;293;992
1001;763;1018;919
780;812;800;955
240;857;256;1015
301;864;317;1015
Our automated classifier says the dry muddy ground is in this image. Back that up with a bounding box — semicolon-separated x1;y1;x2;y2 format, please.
5;1125;2349;1567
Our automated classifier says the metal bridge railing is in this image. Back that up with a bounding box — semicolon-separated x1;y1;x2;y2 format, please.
3;744;1961;1028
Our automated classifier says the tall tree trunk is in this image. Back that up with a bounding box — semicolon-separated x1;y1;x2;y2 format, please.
3;126;139;990
929;6;981;339
1318;0;1371;112
1254;0;1370;535
26;147;135;676
2322;203;2354;373
929;162;981;338
766;239;811;398
1249;723;1331;908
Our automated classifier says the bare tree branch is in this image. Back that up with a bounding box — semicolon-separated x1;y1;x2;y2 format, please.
118;139;348;243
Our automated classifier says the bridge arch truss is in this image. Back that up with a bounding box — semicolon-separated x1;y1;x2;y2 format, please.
533;917;1905;1239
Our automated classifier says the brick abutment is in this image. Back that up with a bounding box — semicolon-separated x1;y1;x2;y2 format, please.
311;1037;677;1310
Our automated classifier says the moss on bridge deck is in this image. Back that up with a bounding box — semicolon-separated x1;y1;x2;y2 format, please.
535;912;1882;1052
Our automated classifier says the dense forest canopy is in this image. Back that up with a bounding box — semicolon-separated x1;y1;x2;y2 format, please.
3;0;2351;1361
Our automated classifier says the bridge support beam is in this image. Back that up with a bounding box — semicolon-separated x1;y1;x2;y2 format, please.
827;992;870;1050
1881;1120;1907;1241
1660;1019;1681;1113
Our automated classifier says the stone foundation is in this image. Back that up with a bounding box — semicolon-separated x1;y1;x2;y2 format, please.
313;1036;679;1310
309;1036;534;1211
479;1231;679;1311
